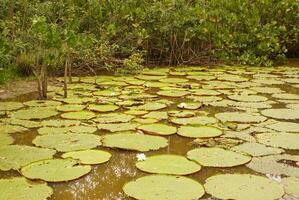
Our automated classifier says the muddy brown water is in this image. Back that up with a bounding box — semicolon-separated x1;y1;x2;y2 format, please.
1;63;299;200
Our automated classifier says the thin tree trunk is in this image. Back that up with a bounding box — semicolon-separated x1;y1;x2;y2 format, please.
41;64;47;99
63;56;68;98
68;58;72;83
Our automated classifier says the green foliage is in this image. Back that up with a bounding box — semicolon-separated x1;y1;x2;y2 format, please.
0;0;298;83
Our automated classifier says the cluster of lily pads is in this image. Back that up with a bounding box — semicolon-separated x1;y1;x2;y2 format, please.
0;65;298;200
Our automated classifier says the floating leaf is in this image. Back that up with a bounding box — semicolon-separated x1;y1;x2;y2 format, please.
0;124;28;134
168;110;195;118
250;86;284;94
21;159;91;182
24;100;61;107
56;104;86;112
123;175;205;200
41;119;80;127
159;78;189;83
0;177;53;200
232;142;284;156
88;104;119;112
228;95;268;102
0;145;56;171
157;90;189;97
134;118;159;124
171;116;217;125
38;126;97;134
33;133;101;152
102;132;168;152
256;132;299;150
93;113;134;123
187;147;251;167
177;102;202;110
142;111;168;120
0;134;14;147
0;102;23;111
97;123;139;132
215;112;266;123
281;177;299;197
272;93;299;100
136;154;201;175
133;102;167;111
191;89;220;96
204;174;284;200
93;90;121;97
246;154;299;177
261;108;299;120
265;121;299;132
1;118;41;128
61;111;96;120
12;107;58;120
138;123;177;135
62;150;111;165
177;126;222;138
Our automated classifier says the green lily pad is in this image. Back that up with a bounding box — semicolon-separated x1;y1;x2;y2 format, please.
61;111;96;120
191;89;221;96
177;102;202;110
41;119;80;127
98;123;139;132
282;177;299;197
265;121;299;132
272;93;299;100
0;102;24;111
38;126;97;134
136;155;201;175
228;95;268;102
168;110;195;118
0;134;14;147
0;124;28;134
12;107;58;120
24;100;61;107
1;118;42;128
187;147;251;167
93;113;134;123
142;111;168;120
187;95;222;102
33;133;101;152
56;104;86;112
138;123;177;135
0;145;56;171
125;110;148;115
102;132;168;152
157;90;189;97
171;116;217;125
136;75;167;81
215;112;266;123
21;159;91;182
204;174;284;200
159;78;189;83
231;142;284;156
0;177;53;200
133;102;167;111
177;126;222;138
123;175;205;200
93;90;121;97
134;118;159;124
187;75;215;81
88;104;119;112
250;86;284;94
256;132;299;150
246;154;299;177
261;108;299;120
62;150;111;165
218;74;248;82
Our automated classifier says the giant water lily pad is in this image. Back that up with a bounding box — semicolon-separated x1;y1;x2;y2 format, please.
0;134;14;147
204;174;284;200
24;100;61;107
250;86;284;94
102;133;168;151
38;126;97;134
171;116;217;125
138;124;177;135
88;104;119;112
232;142;284;156
133;102;167;111
261;108;299;120
1;118;42;128
256;132;299;150
56;104;86;112
215;112;266;123
0;177;53;200
191;89;221;96
159;78;189;83
136;155;201;175
0;124;28;134
62;150;112;165
282;177;299;197
246;154;299;177
177;102;202;110
61;111;96;120
177;126;222;138
187;147;251;167
33;133;101;152
142;111;168;120
21;159;91;182
98;123;139;132
12;108;58;120
0;102;23;111
93;90;121;97
265;121;299;132
94;113;134;123
272;93;299;100
41;119;80;127
228;95;268;102
157;90;189;97
0;145;56;171
123;175;205;200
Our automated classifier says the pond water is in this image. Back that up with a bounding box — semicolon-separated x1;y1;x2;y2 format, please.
0;64;298;200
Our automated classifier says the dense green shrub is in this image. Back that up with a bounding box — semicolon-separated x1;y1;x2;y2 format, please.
0;0;298;81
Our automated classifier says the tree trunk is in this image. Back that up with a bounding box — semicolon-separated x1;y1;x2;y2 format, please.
68;58;72;83
63;56;69;98
41;64;47;99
